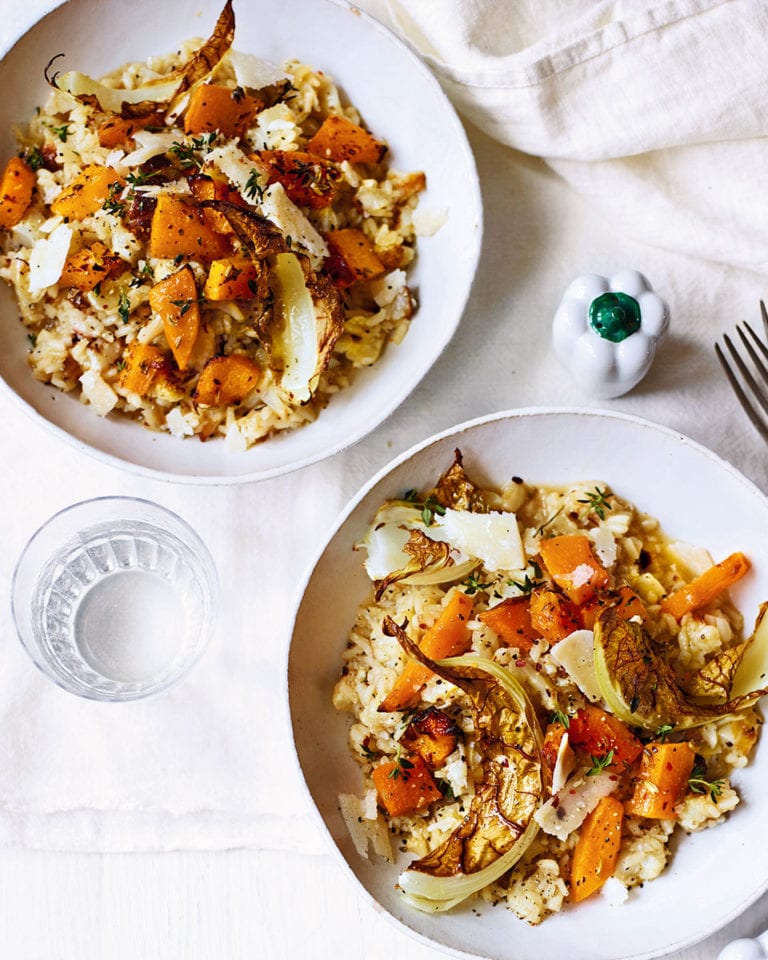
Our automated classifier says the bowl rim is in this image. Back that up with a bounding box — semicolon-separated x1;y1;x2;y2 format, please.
284;405;768;960
0;0;483;485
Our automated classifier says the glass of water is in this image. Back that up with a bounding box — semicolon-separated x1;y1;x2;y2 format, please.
12;497;218;701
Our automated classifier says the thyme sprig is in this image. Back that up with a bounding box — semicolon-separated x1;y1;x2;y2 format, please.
403;489;447;527
688;764;725;802
586;750;615;776
578;486;613;521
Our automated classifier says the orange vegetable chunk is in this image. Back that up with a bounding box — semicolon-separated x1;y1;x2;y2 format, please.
541;720;568;772
203;256;259;301
194;355;261;406
0;156;35;228
378;589;473;713
529;587;581;644
97;112;163;148
184;83;261;138
51;164;122;221
59;241;129;291
371;754;442;817
660;552;751;620
258;150;342;208
478;596;537;652
401;708;459;768
568;705;642;769
148;195;231;262
325;228;386;288
539;534;610;605
119;343;168;396
307;114;387;164
189;173;246;234
570;795;624;902
625;741;696;819
148;266;200;371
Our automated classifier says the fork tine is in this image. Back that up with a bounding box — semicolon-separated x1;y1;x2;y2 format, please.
715;339;768;443
742;320;768;366
761;299;768;340
723;332;768;418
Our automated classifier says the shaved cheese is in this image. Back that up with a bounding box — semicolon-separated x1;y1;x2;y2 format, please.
431;508;525;573
206;143;268;199
551;732;576;794
28;222;72;295
589;523;618;568
260;182;328;266
534;771;617;840
229;50;288;90
121;130;179;168
338;792;393;862
549;629;601;702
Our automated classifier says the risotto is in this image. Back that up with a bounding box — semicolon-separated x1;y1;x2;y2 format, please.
0;2;426;449
333;451;767;923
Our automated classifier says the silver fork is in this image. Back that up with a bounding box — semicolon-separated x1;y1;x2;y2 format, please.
715;301;768;442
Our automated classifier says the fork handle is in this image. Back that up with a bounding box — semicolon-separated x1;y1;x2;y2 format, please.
718;930;768;960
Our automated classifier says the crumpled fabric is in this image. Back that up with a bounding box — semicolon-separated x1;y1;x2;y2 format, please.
386;0;768;272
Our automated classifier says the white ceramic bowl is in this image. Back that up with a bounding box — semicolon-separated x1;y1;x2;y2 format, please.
288;408;768;960
0;0;481;483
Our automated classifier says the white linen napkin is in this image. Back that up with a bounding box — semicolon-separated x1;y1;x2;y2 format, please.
385;0;768;273
0;402;369;852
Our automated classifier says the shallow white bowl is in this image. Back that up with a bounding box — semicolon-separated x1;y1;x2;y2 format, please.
0;0;480;483
289;408;768;960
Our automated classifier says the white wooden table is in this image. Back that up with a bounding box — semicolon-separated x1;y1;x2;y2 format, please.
1;1;767;958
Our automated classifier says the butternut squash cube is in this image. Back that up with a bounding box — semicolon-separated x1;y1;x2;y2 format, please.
51;164;123;221
194;354;261;406
148;195;231;262
203;257;259;301
120;343;169;396
59;241;129;291
148;265;200;371
307;114;387;164
0;156;35;228
184;83;262;138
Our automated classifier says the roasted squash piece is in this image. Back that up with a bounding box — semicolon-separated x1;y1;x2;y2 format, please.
148;266;200;371
148;195;231;261
189;173;246;235
306;114;387;164
184;83;262;138
660;552;750;620
59;241;129;291
539;534;610;605
119;342;169;396
203;256;260;301
401;708;459;768
258;150;342;209
478;595;538;652
371;754;442;817
97;112;164;148
325;228;386;288
0;156;35;228
529;587;581;644
625;741;696;819
570;795;624;902
51;164;123;221
194;354;261;405
567;705;643;769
